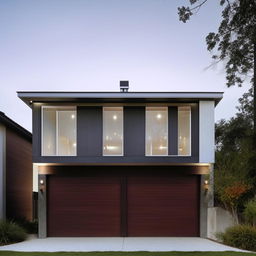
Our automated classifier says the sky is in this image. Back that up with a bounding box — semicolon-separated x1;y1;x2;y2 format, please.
0;0;251;132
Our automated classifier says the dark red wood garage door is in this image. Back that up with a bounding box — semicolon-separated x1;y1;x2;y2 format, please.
127;174;200;236
47;176;121;237
47;171;199;237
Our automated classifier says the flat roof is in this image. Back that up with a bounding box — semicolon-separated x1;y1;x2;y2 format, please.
17;91;223;107
0;111;32;141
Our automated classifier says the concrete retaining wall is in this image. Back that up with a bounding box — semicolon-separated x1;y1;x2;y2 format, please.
207;207;235;240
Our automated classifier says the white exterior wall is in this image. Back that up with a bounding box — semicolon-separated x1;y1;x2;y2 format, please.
0;124;6;219
33;164;39;192
199;101;215;163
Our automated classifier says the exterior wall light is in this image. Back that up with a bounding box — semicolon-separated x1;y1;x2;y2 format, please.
204;179;209;193
39;179;45;192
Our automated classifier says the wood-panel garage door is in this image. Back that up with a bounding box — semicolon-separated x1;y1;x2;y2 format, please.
47;172;199;237
127;174;200;236
47;176;121;237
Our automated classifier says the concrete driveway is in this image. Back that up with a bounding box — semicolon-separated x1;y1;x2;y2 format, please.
0;236;248;252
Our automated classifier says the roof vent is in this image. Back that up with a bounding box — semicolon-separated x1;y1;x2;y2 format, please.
120;81;129;92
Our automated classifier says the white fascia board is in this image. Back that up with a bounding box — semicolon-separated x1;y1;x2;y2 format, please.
33;164;39;192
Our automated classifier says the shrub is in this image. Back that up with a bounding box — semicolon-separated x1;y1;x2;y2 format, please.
220;225;256;251
0;220;27;245
244;199;256;227
9;217;38;234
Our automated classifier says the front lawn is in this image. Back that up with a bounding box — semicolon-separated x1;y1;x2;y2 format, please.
0;252;255;256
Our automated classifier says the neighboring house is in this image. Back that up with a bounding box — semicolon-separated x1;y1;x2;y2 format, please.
0;111;33;221
18;82;223;238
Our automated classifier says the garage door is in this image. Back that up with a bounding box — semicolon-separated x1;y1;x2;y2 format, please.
47;176;121;236
47;171;199;237
127;175;200;236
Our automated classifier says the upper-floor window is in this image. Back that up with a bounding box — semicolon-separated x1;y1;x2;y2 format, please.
146;107;168;156
103;107;123;156
42;106;77;156
178;106;191;156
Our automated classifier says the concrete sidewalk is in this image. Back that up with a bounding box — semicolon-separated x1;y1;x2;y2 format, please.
0;236;248;252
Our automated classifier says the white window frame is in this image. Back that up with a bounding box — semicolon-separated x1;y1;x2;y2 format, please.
177;106;191;157
145;106;168;156
41;106;77;156
102;106;124;156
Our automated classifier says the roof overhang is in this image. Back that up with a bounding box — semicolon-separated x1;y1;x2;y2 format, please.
0;112;32;141
17;91;224;108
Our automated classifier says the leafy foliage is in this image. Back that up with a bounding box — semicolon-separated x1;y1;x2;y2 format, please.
8;217;38;234
218;225;256;251
178;0;256;88
214;87;254;220
244;199;256;227
0;220;27;245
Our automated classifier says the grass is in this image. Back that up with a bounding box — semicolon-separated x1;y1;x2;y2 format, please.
0;252;255;256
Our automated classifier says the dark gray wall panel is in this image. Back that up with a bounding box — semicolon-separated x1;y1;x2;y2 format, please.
33;103;199;163
191;104;199;159
32;104;41;159
77;107;102;156
124;107;145;156
168;107;178;155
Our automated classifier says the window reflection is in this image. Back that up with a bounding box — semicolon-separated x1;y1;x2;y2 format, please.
178;106;191;156
146;107;168;156
103;107;123;155
42;107;76;156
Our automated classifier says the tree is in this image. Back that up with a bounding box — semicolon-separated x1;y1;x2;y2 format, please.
178;0;256;148
214;88;254;220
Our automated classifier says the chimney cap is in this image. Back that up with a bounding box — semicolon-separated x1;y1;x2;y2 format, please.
120;81;129;92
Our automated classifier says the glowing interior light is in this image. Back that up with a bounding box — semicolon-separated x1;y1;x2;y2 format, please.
159;145;167;150
106;145;118;150
157;114;162;119
113;115;117;120
71;114;75;119
73;143;76;147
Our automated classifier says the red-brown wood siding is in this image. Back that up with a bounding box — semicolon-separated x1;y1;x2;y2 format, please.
6;128;32;220
47;176;121;237
127;174;200;236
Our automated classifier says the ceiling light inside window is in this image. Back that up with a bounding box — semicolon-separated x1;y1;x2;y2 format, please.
157;114;162;119
113;115;117;120
71;114;75;119
106;145;118;150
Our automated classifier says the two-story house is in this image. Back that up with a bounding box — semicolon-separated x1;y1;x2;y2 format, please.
18;83;223;238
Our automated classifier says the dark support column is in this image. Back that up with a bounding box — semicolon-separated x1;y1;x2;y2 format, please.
120;176;127;237
168;107;178;155
38;174;47;238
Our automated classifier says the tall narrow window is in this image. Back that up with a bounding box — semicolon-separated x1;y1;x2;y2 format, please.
178;106;191;156
103;107;123;156
146;107;168;156
42;107;76;156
